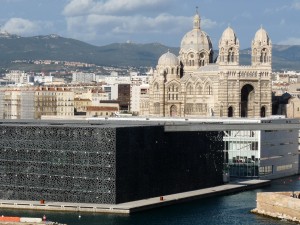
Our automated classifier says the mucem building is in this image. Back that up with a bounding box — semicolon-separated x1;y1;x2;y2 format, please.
0;120;224;204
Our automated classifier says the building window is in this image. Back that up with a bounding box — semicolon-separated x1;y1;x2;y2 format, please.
228;48;235;63
260;48;268;63
154;103;160;114
196;84;203;95
259;166;273;175
186;84;193;95
185;103;193;115
205;84;212;95
277;164;292;171
167;84;179;101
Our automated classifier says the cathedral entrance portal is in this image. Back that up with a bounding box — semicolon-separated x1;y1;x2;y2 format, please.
260;106;266;117
170;105;177;117
228;106;233;117
241;84;254;117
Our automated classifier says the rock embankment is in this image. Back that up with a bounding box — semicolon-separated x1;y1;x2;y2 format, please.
252;191;300;223
251;208;300;223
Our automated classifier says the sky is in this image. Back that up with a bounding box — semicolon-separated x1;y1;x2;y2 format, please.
1;0;300;49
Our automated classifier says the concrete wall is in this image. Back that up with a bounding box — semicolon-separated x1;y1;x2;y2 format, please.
260;128;299;179
254;192;300;222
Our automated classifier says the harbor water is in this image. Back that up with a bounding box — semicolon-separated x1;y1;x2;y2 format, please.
1;176;300;225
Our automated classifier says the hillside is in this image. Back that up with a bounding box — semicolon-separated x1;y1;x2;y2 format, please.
0;33;299;71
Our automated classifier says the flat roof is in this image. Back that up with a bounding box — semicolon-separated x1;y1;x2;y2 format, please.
0;117;299;131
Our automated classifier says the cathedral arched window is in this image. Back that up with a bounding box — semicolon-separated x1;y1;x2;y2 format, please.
260;48;268;63
205;84;212;95
228;48;235;63
199;52;205;67
186;84;193;95
260;106;266;117
154;83;159;91
228;106;233;117
154;102;160;114
153;83;160;100
220;48;224;62
167;84;180;101
196;84;203;95
185;103;193;115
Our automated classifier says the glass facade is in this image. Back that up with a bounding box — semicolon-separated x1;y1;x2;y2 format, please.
224;130;260;178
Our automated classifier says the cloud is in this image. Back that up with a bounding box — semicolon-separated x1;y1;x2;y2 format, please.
65;13;216;44
278;37;300;45
279;19;285;26
291;0;300;10
2;18;39;35
63;0;217;45
265;1;300;14
1;18;54;36
63;0;171;16
264;5;289;14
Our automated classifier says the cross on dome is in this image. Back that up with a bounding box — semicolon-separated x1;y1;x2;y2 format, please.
193;6;201;29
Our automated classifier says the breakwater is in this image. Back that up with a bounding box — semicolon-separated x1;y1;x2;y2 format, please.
252;191;300;223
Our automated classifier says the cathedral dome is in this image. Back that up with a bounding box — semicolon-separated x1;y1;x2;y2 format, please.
180;29;213;52
253;27;271;45
158;51;179;66
180;11;213;54
219;26;238;45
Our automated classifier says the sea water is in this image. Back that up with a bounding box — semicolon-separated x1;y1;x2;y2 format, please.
1;176;299;225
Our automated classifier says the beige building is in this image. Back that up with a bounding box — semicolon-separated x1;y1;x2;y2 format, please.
142;11;272;118
86;105;119;117
286;97;300;118
74;97;92;113
0;86;74;119
35;87;74;119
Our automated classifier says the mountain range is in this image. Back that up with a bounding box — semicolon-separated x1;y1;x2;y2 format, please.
0;32;299;71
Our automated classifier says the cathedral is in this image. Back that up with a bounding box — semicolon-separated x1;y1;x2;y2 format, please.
142;10;272;118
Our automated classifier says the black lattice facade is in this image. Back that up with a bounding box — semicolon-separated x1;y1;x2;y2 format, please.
0;122;224;204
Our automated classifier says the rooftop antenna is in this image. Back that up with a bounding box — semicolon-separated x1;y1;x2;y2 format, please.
196;6;199;14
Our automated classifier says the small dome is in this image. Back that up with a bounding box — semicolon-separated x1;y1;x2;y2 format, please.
253;27;271;45
158;51;179;66
219;26;238;45
181;29;213;52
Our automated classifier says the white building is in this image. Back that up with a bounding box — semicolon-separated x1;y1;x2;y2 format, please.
72;72;95;83
105;75;131;85
86;116;299;180
130;72;150;114
34;75;53;84
131;84;149;114
102;84;118;100
5;70;29;85
222;118;299;179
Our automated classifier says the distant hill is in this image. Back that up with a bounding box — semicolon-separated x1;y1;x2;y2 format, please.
239;45;300;71
0;33;299;71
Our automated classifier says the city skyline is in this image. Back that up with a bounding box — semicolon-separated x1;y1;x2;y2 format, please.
1;0;300;49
